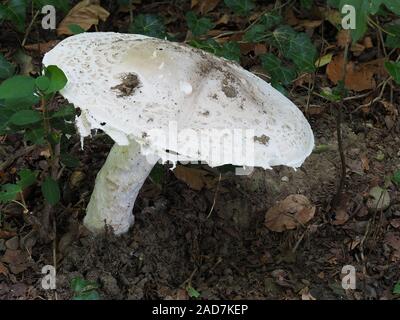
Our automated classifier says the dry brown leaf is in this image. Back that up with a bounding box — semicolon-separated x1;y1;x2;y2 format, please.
0;262;8;277
215;14;230;25
192;0;220;14
57;0;110;36
173;166;214;191
337;29;351;48
390;219;400;229
298;19;323;29
265;195;316;232
1;249;29;274
24;40;59;55
0;230;17;239
326;54;376;91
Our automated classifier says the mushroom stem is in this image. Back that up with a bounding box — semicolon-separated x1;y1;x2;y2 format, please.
83;139;159;234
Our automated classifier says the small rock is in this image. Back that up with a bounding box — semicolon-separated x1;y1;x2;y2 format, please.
281;176;289;182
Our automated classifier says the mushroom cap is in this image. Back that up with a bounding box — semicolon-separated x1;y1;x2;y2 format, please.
43;32;314;169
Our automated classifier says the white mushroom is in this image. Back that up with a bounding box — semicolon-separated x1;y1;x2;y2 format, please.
43;32;314;235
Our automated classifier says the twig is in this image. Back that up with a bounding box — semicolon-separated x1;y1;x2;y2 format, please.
0;145;36;171
333;42;349;206
207;173;221;219
21;10;40;47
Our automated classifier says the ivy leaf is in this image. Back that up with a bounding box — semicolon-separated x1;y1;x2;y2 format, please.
224;0;254;15
41;176;60;205
243;24;268;42
339;0;369;42
271;26;316;72
261;53;296;85
0;53;15;79
3;0;27;32
10;110;41;126
129;14;166;39
385;20;400;48
285;33;317;72
186;11;214;37
385;61;400;84
383;0;400;15
218;41;241;62
186;285;201;298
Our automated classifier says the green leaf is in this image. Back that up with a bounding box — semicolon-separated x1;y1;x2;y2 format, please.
394;282;400;294
383;0;400;15
0;184;22;202
51;104;75;119
41;176;60;205
67;24;85;35
300;0;313;10
44;65;68;93
186;285;201;298
10;110;41;126
73;291;100;300
60;153;80;168
271;26;316;72
392;170;400;186
339;0;369;42
17;169;37;189
385;61;400;84
224;0;254;15
25;127;45;145
0;53;15;79
261;53;296;85
4;0;27;32
0;75;36;104
219;41;241;62
244;24;268;42
35;75;50;91
186;11;215;37
385;20;400;48
129;14;166;39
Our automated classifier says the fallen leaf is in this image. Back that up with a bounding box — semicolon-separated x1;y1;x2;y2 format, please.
360;154;369;171
173;166;215;191
57;0;110;36
1;249;29;274
390;219;400;229
0;230;17;239
215;14;230;25
192;0;220;14
337;29;351;47
385;233;400;252
0;262;8;276
300;287;316;300
331;208;349;225
265;195;316;232
326;54;376;91
298;19;323;29
315;53;333;68
24;40;59;55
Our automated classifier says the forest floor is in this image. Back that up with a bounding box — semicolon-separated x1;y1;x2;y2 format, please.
0;0;399;300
